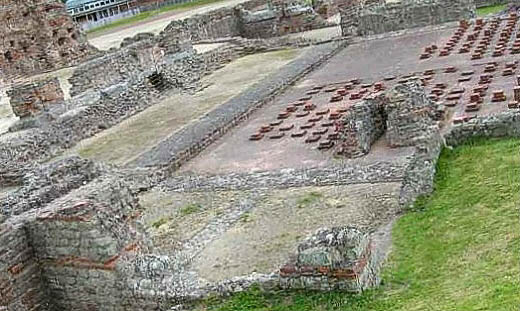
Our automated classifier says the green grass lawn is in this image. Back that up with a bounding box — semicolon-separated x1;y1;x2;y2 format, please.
193;138;520;311
477;4;507;16
86;0;227;35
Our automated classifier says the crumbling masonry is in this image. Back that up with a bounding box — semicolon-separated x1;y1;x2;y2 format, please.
2;0;520;310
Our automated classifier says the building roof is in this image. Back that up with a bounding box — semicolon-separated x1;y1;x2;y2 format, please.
66;0;96;9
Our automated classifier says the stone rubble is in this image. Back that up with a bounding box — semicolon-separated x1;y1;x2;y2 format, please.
2;0;520;310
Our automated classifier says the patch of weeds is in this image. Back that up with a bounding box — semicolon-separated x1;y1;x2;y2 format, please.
179;203;202;216
151;217;170;229
296;191;323;208
239;212;251;223
403;194;430;213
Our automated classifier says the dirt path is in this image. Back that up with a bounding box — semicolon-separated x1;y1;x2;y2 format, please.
88;0;250;50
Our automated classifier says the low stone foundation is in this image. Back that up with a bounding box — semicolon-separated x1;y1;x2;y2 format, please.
341;0;476;36
279;227;381;292
445;110;520;145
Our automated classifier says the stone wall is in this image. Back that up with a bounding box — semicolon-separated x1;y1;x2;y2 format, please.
239;5;330;39
335;96;386;158
1;156;106;218
160;0;331;42
399;130;443;206
335;80;440;157
7;78;64;118
1;175;175;311
26;177;151;311
68;37;190;97
333;81;444;206
0;222;49;311
278;227;381;292
0;0;94;80
161;159;408;192
163;7;241;42
444;110;520;145
385;82;439;147
341;0;476;36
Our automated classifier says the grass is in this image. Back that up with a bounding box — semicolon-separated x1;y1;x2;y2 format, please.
476;4;507;16
87;0;227;34
296;191;323;208
151;217;170;229
192;138;520;311
180;203;203;216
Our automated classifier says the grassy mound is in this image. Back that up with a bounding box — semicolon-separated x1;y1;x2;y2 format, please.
193;138;520;311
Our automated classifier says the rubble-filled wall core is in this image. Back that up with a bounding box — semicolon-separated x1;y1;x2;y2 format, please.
7;78;65;118
335;80;439;157
0;223;50;311
341;0;476;36
239;3;330;39
0;0;94;80
335;95;386;158
279;227;382;292
3;0;520;309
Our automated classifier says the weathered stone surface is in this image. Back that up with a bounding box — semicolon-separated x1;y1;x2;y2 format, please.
1;156;106;218
278;226;381;292
0;0;94;80
335;96;386;158
239;2;330;39
385;81;439;148
336;80;440;158
7;78;64;118
341;0;476;36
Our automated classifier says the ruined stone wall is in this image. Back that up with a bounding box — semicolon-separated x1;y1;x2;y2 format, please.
399;130;443;206
161;159;408;192
7;78;64;118
444;110;520;145
341;0;476;36
1;157;106;218
0;0;94;80
335;80;441;158
0;222;49;311
160;0;268;42
240;9;330;39
68;37;190;97
278;227;381;292
335;96;386;158
1;174;174;311
26;177;150;311
385;82;438;148
163;7;242;42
